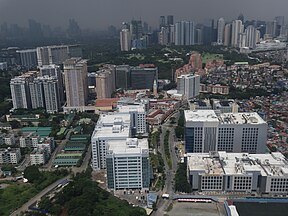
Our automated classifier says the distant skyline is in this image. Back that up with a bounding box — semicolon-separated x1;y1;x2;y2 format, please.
0;0;288;30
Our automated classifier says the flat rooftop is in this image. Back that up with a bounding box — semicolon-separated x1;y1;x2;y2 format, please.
187;151;288;177
185;110;266;125
185;110;219;123
107;138;148;155
117;104;145;113
96;113;131;127
93;125;130;139
218;112;266;125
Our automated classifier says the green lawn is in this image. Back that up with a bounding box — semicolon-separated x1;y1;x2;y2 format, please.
202;53;223;64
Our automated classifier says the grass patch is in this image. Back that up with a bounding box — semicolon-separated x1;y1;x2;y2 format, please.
0;170;68;216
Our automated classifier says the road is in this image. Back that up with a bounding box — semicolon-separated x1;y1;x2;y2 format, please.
153;111;180;216
44;129;73;170
71;143;92;174
10;176;70;216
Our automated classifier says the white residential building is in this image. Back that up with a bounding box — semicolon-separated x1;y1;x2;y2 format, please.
217;18;225;45
106;138;150;189
64;58;88;109
30;149;48;165
184;110;267;153
231;20;244;47
187;151;288;194
19;133;40;148
0;148;21;164
177;74;200;99
120;29;131;51
10;72;37;109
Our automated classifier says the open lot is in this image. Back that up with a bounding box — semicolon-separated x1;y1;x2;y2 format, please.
166;201;226;216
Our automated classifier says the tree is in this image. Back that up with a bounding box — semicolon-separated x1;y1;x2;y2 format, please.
174;162;192;193
175;126;184;140
10;120;21;129
24;165;43;183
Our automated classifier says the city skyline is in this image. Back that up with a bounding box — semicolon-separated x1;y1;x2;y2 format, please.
1;0;288;30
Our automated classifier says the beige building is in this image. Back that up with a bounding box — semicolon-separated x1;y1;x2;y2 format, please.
64;58;88;108
96;65;116;99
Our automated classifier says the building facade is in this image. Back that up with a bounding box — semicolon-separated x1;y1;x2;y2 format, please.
91;113;131;170
187;151;288;194
177;74;200;99
64;58;88;108
95;65;116;99
106;138;150;190
130;65;158;90
10;72;36;109
0;148;21;164
120;29;131;51
184;110;267;154
17;49;37;68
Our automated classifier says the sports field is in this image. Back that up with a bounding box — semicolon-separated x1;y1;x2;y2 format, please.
234;201;288;216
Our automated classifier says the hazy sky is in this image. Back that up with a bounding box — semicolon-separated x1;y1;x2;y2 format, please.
0;0;287;29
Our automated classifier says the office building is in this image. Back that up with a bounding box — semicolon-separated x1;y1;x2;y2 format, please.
91;113;131;170
120;29;131;51
10;71;37;109
159;16;166;29
106;138;150;189
115;65;130;90
64;58;88;108
17;49;37;68
177;74;200;99
118;104;147;134
0;148;21;164
130;20;143;40
167;15;174;25
95;65;116;99
231;20;244;47
217;18;225;45
184;110;267;153
130;65;158;89
187;151;288;194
